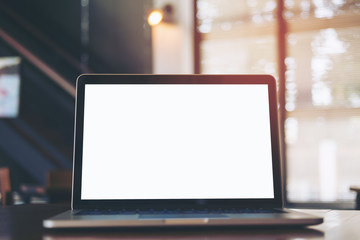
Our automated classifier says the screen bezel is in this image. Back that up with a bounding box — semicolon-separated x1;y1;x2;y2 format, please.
72;74;283;210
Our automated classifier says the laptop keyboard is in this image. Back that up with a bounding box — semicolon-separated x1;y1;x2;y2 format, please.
76;208;281;216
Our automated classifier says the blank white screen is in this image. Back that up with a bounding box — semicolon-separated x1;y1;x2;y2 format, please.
81;84;274;199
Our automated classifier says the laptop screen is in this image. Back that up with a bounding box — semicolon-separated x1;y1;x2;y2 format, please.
80;83;274;200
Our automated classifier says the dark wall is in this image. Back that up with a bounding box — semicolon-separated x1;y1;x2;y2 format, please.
1;0;153;73
89;0;152;73
1;0;82;58
0;0;153;187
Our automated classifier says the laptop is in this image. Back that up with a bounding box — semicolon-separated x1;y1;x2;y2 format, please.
43;74;323;228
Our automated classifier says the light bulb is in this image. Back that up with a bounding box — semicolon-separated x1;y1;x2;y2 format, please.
148;10;163;26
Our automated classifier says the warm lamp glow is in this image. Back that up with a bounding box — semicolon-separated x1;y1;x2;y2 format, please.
148;10;163;26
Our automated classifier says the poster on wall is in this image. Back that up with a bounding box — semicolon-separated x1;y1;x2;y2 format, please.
0;57;21;118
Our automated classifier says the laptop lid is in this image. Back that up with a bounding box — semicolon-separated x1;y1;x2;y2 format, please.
71;74;282;210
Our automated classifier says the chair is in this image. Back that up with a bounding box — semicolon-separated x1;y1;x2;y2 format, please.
46;170;72;204
0;167;12;206
350;186;360;210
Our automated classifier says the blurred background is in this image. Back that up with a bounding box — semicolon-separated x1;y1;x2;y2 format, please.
0;0;359;208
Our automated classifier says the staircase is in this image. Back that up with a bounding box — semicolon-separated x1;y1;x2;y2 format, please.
0;2;81;187
0;0;152;190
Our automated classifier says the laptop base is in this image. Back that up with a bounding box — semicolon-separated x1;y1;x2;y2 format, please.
44;209;323;228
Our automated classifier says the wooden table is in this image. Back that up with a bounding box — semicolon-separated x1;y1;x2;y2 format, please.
0;204;359;240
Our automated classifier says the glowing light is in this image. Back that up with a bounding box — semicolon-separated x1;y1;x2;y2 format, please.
148;10;163;26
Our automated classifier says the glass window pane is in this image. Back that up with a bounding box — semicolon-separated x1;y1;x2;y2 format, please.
198;0;278;77
285;0;360;202
197;0;360;204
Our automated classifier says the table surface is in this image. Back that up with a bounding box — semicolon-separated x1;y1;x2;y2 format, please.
0;204;359;240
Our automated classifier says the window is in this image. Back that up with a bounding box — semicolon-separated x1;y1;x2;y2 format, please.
196;0;360;204
285;0;360;202
197;0;278;77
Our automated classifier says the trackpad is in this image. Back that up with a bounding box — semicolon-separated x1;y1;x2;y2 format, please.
139;214;228;219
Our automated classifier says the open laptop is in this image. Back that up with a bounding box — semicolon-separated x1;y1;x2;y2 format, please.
43;74;323;228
